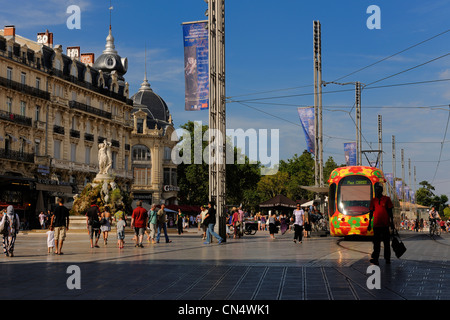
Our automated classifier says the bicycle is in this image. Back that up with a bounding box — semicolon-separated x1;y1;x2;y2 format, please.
429;220;441;236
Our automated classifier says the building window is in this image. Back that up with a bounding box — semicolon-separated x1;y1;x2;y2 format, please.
132;145;150;161
137;119;144;134
112;151;117;169
20;101;26;116
163;168;171;185
35;140;40;156
6;97;12;113
35;106;40;121
133;168;151;186
54;140;61;159
7;67;12;81
164;147;172;160
36;77;40;89
71;143;77;162
85;146;91;164
171;169;177;186
54;112;62;126
21;72;26;85
125;155;129;172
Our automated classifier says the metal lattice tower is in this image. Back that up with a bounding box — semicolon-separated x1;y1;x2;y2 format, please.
208;0;226;239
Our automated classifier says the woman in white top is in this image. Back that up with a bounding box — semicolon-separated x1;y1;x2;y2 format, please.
292;204;305;244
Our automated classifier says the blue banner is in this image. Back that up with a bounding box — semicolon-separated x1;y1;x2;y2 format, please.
183;21;209;111
395;180;403;199
297;107;315;154
344;142;356;166
384;173;394;188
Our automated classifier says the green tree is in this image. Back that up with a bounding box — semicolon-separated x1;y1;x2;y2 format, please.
416;180;448;215
416;181;436;207
323;156;340;183
176;121;262;208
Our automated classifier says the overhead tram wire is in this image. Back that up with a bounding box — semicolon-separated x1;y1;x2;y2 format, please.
431;106;450;185
225;28;450;102
226;77;450;104
332;28;450;82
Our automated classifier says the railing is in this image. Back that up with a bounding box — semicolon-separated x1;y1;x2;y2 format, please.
69;100;112;119
111;139;120;148
0;109;32;127
53;125;65;135
70;129;80;139
0;148;34;163
84;133;94;142
0;75;50;100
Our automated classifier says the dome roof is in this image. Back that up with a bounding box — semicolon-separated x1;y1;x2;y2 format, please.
131;78;171;125
93;28;128;79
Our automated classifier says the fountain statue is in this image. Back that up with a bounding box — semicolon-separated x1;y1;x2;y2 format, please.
70;139;132;215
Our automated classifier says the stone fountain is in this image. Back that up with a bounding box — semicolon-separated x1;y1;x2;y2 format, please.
70;139;132;215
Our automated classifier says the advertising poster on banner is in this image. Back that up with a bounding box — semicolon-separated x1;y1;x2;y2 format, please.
344;142;356;166
384;172;394;188
182;21;209;111
395;180;403;199
297;107;315;154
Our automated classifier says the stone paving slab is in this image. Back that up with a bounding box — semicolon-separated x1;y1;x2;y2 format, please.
1;229;449;305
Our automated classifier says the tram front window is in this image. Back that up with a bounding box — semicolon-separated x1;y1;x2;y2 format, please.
337;176;373;216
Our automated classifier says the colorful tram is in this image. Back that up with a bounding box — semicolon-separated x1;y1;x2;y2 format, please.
327;166;400;237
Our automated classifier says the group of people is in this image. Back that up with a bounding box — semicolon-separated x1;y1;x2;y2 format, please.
399;206;450;233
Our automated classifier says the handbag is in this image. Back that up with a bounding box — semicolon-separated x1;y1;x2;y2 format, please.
0;221;7;235
391;229;407;258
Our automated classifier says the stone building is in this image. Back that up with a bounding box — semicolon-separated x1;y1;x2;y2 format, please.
0;25;133;224
130;69;178;207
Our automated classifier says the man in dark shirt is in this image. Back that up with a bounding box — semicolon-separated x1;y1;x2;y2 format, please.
51;198;70;255
86;200;101;248
367;183;394;265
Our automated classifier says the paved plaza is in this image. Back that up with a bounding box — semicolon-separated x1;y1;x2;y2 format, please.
1;227;449;306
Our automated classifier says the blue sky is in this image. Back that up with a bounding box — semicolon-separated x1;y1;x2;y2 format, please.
2;0;450;199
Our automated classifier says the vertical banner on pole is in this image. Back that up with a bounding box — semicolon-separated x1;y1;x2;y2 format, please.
297;107;315;154
344;142;356;166
395;180;403;200
182;21;209;111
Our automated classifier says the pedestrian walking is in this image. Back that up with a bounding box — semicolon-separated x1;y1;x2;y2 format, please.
147;204;158;244
0;205;20;257
367;183;395;265
292;204;305;244
232;207;240;239
116;214;126;249
203;201;223;244
46;228;55;254
39;211;46;229
200;205;208;240
280;213;288;235
50;198;70;255
176;209;184;235
100;206;112;245
156;204;172;243
131;200;148;248
268;212;278;239
86;200;101;249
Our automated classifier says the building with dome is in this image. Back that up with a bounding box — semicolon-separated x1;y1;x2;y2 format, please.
0;24;133;222
130;68;178;207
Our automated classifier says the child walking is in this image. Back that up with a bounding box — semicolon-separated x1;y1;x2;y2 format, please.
116;215;126;249
46;228;55;254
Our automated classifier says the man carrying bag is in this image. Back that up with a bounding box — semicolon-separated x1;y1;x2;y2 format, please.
367;183;395;265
